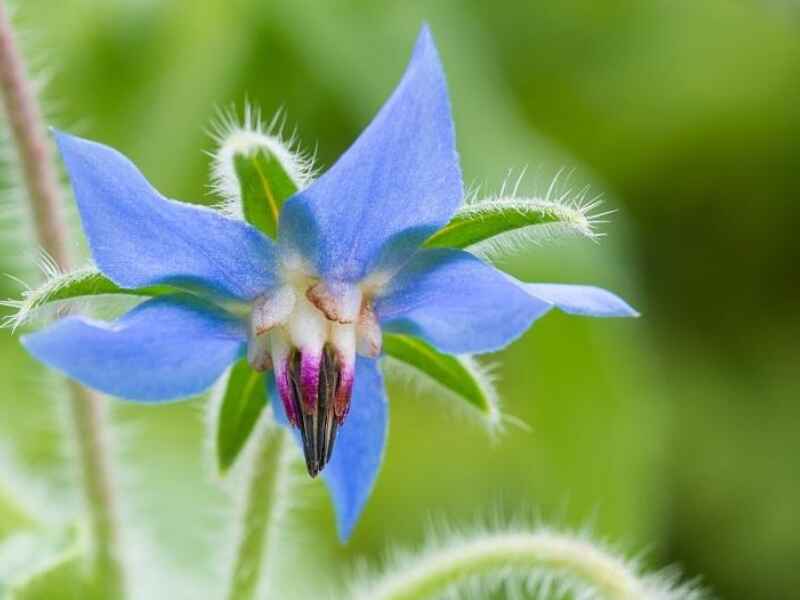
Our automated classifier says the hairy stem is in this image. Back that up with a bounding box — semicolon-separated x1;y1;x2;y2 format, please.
0;3;125;596
225;417;288;600
66;380;124;597
354;531;650;600
0;2;68;266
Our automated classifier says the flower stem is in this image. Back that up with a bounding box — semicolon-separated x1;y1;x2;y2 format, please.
0;2;125;596
225;417;288;600
0;2;69;266
66;380;125;597
353;531;651;600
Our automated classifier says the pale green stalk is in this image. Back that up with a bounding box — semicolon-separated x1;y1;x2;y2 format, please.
225;417;289;600
0;2;125;595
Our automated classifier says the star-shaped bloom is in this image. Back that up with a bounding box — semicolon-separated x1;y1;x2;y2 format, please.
21;27;637;540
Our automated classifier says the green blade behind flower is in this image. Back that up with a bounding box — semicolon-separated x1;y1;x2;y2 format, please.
215;359;268;473
382;333;498;423
424;197;596;250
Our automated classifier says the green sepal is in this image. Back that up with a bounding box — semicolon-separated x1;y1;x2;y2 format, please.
233;149;299;239
382;333;497;419
2;266;176;330
215;359;268;473
424;198;594;250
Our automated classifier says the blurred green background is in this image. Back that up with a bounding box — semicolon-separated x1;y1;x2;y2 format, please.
1;1;798;598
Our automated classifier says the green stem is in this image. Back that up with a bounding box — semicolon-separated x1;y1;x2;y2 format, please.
353;531;650;600
66;380;125;598
225;417;288;600
0;2;69;265
0;3;125;596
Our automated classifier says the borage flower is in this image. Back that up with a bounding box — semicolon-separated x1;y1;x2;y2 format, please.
20;27;636;540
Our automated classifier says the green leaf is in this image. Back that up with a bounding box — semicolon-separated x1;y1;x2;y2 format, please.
423;198;595;250
382;333;498;421
0;527;84;600
233;149;299;239
216;359;268;473
2;266;175;330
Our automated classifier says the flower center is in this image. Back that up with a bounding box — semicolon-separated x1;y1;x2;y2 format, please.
245;268;382;476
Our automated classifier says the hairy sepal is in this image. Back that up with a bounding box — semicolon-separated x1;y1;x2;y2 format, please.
1;264;175;330
424;195;598;252
210;105;313;238
382;333;499;427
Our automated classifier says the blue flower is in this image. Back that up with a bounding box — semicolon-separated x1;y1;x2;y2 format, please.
21;26;637;541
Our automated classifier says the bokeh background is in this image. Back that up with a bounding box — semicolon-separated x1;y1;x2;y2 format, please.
1;1;798;599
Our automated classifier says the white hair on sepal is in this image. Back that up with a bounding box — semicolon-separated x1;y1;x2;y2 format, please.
345;512;710;600
380;353;507;437
460;177;485;208
0;258;136;330
207;102;317;219
460;168;613;265
0;249;65;329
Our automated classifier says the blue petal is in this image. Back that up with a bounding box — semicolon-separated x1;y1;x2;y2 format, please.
375;249;550;354
323;358;387;541
22;295;246;402
279;26;462;281
55;131;280;301
270;358;388;542
524;283;640;317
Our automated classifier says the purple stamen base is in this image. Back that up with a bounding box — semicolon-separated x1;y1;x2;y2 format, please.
280;345;354;477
